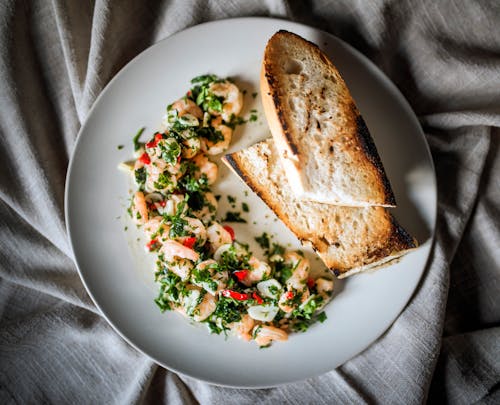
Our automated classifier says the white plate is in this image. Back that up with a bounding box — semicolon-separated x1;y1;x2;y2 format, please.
65;17;436;388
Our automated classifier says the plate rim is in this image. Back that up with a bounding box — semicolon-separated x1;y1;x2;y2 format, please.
64;16;438;389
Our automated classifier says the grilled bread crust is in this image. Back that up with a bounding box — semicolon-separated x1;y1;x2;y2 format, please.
261;30;396;207
222;139;416;277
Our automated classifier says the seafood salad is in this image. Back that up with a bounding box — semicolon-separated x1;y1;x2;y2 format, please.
121;75;333;347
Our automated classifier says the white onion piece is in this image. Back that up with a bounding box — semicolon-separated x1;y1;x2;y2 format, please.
257;279;282;299
247;305;279;322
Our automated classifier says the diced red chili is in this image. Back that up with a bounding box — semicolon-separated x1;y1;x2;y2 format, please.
221;290;249;301
146;133;164;149
138;152;150;165
182;237;196;249
146;239;159;251
223;225;235;241
252;292;263;305
307;278;315;289
158;201;166;207
233;270;248;282
285;291;294;300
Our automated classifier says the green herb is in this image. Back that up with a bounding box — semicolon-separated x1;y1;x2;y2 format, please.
221;211;247;223
134;167;146;189
317;312;327;323
215;195;221;201
227;195;236;204
252;92;258;98
169;216;188;239
242;202;249;212
268;243;285;257
226;115;247;129
154;172;173;190
117;144;124;150
198;126;224;143
133;127;145;151
192;268;218;292
249;113;258;122
190;74;218;87
187;191;204;211
158;138;181;164
212;295;244;326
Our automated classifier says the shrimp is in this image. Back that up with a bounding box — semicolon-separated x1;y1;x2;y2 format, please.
207;222;232;252
132;191;149;224
160;239;199;262
171;98;203;120
145;157;179;193
143;216;168;240
316;278;334;295
168;258;193;281
192;153;218;185
278;287;310;314
208;81;243;122
183;287;217;322
234;314;255;341
202;116;232;155
277;252;311;313
176;217;207;247
192;259;228;294
192;292;217;322
191;192;218;224
181;137;201;159
253;325;288;346
283;252;310;291
163;194;188;217
239;256;272;287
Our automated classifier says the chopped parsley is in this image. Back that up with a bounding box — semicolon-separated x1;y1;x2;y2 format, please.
133;127;145;151
221;211;247;223
158;138;181;164
242;202;249;212
255;233;270;250
134;167;146;189
117;144;124;150
252;92;258;98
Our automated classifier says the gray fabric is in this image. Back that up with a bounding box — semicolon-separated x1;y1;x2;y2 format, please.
0;0;499;403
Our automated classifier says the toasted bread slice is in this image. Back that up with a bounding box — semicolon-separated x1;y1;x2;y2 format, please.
222;139;416;278
261;30;395;207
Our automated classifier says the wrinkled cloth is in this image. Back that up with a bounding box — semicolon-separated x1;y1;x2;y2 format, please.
0;1;499;404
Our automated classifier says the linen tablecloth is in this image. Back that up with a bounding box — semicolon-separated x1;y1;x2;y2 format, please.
1;1;499;403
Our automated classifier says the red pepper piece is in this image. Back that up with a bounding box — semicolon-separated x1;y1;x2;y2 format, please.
307;278;315;289
146;133;164;149
138;152;150;165
182;237;196;249
233;270;248;281
146;239;158;251
177;155;182;164
285;291;294;300
158;201;166;207
223;225;235;241
221;290;249;301
252;292;263;305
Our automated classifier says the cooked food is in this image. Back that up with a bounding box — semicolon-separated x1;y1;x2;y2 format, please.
261;30;395;207
222;139;417;278
121;75;334;347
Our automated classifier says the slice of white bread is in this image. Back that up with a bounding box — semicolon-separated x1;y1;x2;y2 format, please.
222;139;417;278
261;30;395;207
